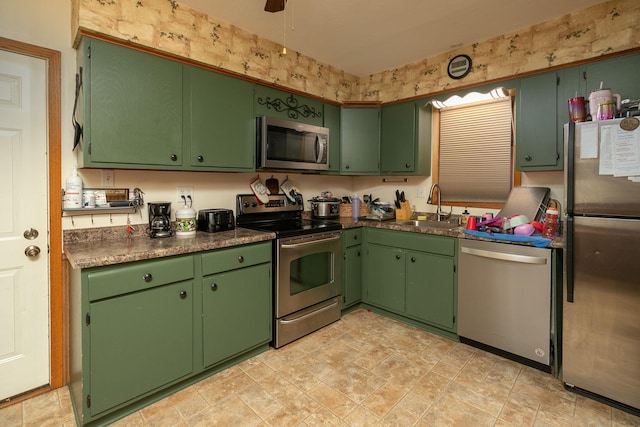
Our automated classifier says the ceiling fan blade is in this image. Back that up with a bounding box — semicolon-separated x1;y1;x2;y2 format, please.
264;0;285;13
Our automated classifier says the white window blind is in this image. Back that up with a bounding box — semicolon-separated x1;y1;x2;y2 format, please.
438;97;513;203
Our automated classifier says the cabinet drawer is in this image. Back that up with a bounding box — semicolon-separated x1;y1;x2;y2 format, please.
87;255;194;301
343;228;362;248
201;242;271;276
366;228;455;256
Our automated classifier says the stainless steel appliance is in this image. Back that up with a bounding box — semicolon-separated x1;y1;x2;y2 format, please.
257;116;330;171
563;119;640;414
458;239;553;372
197;209;235;233
236;194;342;348
148;202;173;238
308;197;340;219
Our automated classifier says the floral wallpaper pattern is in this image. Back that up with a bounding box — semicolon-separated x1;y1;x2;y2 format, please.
72;0;639;103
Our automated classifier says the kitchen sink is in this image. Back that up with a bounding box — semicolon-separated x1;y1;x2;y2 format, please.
395;219;460;230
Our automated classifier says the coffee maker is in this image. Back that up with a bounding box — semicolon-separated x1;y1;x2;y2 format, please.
148;202;173;238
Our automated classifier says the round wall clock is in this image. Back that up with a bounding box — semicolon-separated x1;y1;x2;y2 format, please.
447;54;472;79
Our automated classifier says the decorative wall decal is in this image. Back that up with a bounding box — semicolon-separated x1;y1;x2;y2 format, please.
257;94;322;120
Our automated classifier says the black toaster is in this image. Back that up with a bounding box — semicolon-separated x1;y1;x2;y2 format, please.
197;209;235;233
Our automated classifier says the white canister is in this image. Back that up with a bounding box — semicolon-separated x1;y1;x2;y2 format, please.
175;204;197;237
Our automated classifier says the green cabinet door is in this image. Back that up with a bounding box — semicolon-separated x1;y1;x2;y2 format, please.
89;281;193;416
340;107;380;174
380;102;417;174
516;72;561;170
255;85;323;126
584;52;640;111
343;246;362;308
323;103;341;173
342;228;363;308
184;65;255;171
202;263;271;367
364;244;405;312
406;251;456;330
83;38;183;168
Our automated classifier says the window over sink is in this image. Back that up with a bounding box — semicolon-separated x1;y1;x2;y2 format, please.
426;88;520;209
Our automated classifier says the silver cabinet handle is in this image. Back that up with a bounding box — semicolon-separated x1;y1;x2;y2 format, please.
461;246;547;264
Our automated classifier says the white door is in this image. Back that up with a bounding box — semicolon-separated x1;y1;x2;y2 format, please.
0;49;50;399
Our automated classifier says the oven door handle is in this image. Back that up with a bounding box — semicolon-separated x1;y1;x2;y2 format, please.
279;298;340;325
280;235;341;248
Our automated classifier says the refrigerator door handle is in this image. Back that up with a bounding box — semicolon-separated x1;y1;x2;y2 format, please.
565;121;575;216
566;215;574;303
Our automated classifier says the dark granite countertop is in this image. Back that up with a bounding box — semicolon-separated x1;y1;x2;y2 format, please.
64;216;563;269
64;227;275;269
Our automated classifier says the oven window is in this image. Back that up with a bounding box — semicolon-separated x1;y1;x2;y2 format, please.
289;251;333;295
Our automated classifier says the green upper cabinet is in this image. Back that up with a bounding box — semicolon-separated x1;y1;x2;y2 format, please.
254;85;323;126
583;52;640;112
323;103;341;173
516;72;562;170
380;101;418;174
340;106;381;174
78;37;183;168
184;65;255;171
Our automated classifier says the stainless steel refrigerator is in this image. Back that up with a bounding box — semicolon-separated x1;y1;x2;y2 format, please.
563;119;640;413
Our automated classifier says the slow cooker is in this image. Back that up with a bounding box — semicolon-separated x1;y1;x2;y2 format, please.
308;197;340;219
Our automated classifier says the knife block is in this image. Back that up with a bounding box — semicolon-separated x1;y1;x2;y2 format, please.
395;201;412;220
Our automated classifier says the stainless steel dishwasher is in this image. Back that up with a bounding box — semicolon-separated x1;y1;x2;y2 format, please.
458;239;552;372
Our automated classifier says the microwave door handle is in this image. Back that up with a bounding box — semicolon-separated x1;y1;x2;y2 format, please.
315;134;325;164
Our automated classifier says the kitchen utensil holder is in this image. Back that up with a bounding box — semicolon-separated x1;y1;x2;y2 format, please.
395;201;412;220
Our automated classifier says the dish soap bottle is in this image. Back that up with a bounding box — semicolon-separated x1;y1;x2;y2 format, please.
64;165;83;209
461;208;470;225
352;194;360;220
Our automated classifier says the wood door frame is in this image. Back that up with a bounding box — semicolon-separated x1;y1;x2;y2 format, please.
0;37;64;402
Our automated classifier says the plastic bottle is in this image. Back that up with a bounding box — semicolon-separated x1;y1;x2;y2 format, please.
542;208;559;239
65;165;83;209
461;208;470;225
352;194;360;220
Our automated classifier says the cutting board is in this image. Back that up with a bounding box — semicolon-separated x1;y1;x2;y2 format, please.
498;187;550;222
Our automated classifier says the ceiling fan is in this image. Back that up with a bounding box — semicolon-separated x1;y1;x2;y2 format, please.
264;0;286;12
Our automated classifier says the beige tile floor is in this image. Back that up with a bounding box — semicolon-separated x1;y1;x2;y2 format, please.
2;309;639;427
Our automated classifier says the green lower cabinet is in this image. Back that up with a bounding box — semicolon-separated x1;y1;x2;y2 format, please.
342;228;363;308
363;229;457;335
69;243;272;426
89;281;194;416
365;244;406;312
202;263;272;367
405;251;455;330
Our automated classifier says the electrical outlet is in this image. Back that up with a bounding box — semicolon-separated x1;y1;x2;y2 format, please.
177;186;193;203
102;170;115;187
416;186;426;198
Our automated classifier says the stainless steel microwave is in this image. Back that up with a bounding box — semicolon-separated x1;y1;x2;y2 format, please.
257;116;330;171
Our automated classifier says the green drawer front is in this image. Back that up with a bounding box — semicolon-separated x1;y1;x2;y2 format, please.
343;228;362;248
201;242;271;276
87;255;194;301
366;228;455;256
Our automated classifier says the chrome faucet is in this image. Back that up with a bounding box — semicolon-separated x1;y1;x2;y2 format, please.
427;183;452;221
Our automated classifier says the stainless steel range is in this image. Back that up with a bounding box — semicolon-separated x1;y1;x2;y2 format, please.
236;194;343;348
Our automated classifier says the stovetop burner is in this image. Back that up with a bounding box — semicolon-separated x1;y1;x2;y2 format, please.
236;194;342;237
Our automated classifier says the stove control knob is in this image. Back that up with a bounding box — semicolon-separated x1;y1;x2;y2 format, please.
243;201;250;208
251;202;258;208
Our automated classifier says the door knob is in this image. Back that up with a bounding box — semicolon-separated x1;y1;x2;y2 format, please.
24;245;41;257
24;228;39;240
